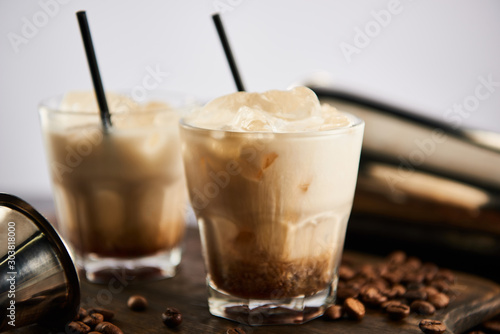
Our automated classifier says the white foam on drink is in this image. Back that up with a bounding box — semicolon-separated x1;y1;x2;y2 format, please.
185;86;353;132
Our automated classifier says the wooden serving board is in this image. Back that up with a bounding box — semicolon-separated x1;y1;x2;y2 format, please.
9;227;500;334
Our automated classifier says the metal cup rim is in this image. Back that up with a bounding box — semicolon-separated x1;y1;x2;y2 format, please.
0;193;80;326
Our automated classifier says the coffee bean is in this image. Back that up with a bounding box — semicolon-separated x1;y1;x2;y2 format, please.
338;265;356;280
403;272;425;285
82;313;103;328
358;285;373;295
370;279;389;291
337;287;359;300
387;251;407;265
424;271;438;284
435;269;456;284
88;332;101;334
419;319;447;334
377;263;390;275
358;264;378;280
324;305;343;320
386;303;410;321
482;319;500;333
411;300;436;315
384;284;406;299
431;280;450;293
162;307;182;328
88;308;114;321
422;286;439;297
75;307;88;321
467;331;486;334
361;287;387;307
67;321;91;334
127;295;148;311
407;281;425;290
405;257;423;271
345;279;365;291
421;263;439;283
428;292;450;309
404;289;428;302
381;270;404;285
226;328;246;334
381;300;401;310
95;322;123;334
343;298;365;320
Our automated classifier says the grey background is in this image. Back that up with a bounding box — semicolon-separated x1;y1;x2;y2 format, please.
1;0;499;200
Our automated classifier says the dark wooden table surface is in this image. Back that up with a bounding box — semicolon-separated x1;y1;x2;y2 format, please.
10;226;500;334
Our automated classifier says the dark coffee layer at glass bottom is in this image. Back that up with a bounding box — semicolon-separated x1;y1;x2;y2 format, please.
209;253;334;299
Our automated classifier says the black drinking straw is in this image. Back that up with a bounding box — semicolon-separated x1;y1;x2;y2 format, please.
76;11;112;131
212;13;246;92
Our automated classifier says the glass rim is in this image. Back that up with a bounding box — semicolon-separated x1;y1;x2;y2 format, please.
179;111;364;137
38;89;198;116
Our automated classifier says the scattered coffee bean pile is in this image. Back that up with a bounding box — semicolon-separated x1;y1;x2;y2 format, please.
67;294;184;333
325;250;456;334
126;294;182;328
69;307;122;334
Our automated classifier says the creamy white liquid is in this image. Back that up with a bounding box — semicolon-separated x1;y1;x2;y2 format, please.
181;87;364;298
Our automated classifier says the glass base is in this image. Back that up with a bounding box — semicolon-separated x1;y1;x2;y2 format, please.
77;247;182;283
207;281;334;325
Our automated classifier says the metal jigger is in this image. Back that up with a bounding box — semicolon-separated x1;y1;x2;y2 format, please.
0;193;80;332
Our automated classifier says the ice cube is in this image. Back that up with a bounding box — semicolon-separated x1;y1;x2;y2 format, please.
320;104;351;130
229;106;274;132
60;91;139;113
112;112;156;129
260;86;322;121
60;91;98;112
112;100;174;129
141;101;171;112
142;131;166;155
184;86;351;132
